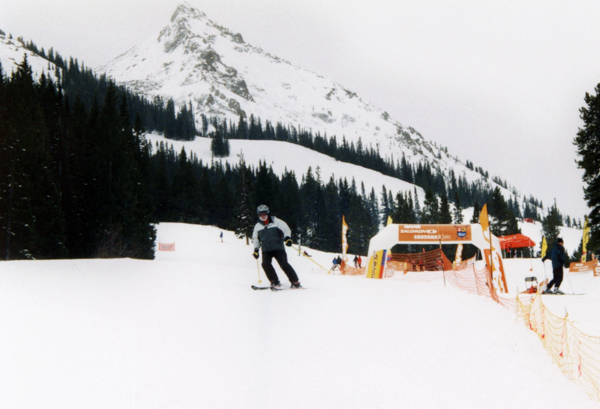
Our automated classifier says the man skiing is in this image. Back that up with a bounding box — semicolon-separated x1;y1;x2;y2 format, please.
252;205;301;288
543;238;566;294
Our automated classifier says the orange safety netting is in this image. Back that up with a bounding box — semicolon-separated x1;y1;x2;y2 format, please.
389;248;453;273
377;248;600;400
340;265;364;276
517;294;600;401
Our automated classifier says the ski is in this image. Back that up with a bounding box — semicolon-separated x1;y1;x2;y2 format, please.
251;285;272;290
271;286;305;291
542;292;585;296
251;285;305;291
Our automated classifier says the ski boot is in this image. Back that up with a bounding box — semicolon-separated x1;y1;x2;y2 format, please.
542;287;554;294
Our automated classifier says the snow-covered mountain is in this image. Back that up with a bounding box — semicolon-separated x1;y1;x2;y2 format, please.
0;33;57;78
0;6;541;214
96;3;482;182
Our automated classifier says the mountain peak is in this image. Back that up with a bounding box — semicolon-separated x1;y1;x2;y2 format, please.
97;3;465;174
171;2;206;23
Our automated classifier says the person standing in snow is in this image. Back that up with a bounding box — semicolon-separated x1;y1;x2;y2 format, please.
331;257;339;271
543;238;566;294
252;205;301;288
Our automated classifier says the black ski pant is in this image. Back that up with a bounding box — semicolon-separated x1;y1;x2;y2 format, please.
262;249;299;284
547;266;564;290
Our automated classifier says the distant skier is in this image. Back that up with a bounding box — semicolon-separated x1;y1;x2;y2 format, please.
542;238;565;294
252;205;301;289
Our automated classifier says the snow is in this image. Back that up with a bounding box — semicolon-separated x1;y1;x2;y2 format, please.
0;33;57;79
1;222;598;408
146;132;426;203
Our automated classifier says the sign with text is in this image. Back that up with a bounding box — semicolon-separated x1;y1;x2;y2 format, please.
398;224;471;242
366;249;388;279
569;260;597;274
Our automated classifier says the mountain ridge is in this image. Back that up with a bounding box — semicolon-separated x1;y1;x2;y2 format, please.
96;3;454;169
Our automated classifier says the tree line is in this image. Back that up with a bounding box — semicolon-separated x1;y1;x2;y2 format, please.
0;50;582;261
0;57;156;260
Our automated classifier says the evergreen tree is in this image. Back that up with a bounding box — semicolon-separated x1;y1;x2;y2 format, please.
421;189;439;224
210;125;230;157
439;192;453;224
542;202;562;249
0;57;66;259
233;155;255;245
471;201;481;224
379;185;390;226
391;191;417;224
413;187;421;222
574;84;600;252
453;191;464;224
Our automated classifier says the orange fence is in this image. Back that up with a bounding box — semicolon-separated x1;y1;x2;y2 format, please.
517;294;600;400
390;248;453;272
384;257;600;401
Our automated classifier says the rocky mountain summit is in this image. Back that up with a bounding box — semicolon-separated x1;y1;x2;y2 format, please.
97;3;458;169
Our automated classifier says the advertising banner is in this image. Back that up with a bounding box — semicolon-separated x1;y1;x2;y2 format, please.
397;224;471;242
569;260;597;274
366;249;388;279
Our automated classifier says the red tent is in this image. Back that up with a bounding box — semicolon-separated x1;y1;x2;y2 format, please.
497;234;536;250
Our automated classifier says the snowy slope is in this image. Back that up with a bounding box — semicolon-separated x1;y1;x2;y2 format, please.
146;132;426;203
0;33;57;78
0;222;598;408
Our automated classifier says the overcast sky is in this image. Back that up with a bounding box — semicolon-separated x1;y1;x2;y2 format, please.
2;0;598;220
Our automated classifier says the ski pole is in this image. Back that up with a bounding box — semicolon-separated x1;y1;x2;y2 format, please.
565;264;575;294
292;245;330;273
256;259;262;283
541;259;548;282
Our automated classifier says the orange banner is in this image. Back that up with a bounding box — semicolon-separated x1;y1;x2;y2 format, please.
398;224;471;242
158;242;176;251
479;204;508;293
569;260;597;274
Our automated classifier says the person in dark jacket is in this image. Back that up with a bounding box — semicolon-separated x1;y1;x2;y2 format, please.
252;205;301;288
543;238;566;294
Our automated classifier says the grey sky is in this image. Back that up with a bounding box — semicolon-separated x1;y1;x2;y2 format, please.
2;0;597;219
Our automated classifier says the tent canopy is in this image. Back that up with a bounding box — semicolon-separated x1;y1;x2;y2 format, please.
497;234;535;250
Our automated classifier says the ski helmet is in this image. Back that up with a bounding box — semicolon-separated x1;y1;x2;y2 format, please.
257;204;269;214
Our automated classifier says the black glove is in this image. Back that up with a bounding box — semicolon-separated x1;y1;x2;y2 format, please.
284;237;292;247
253;249;259;259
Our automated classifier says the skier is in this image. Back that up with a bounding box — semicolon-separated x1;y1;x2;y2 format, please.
542;238;566;294
357;255;362;268
331;257;339;271
252;205;301;289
